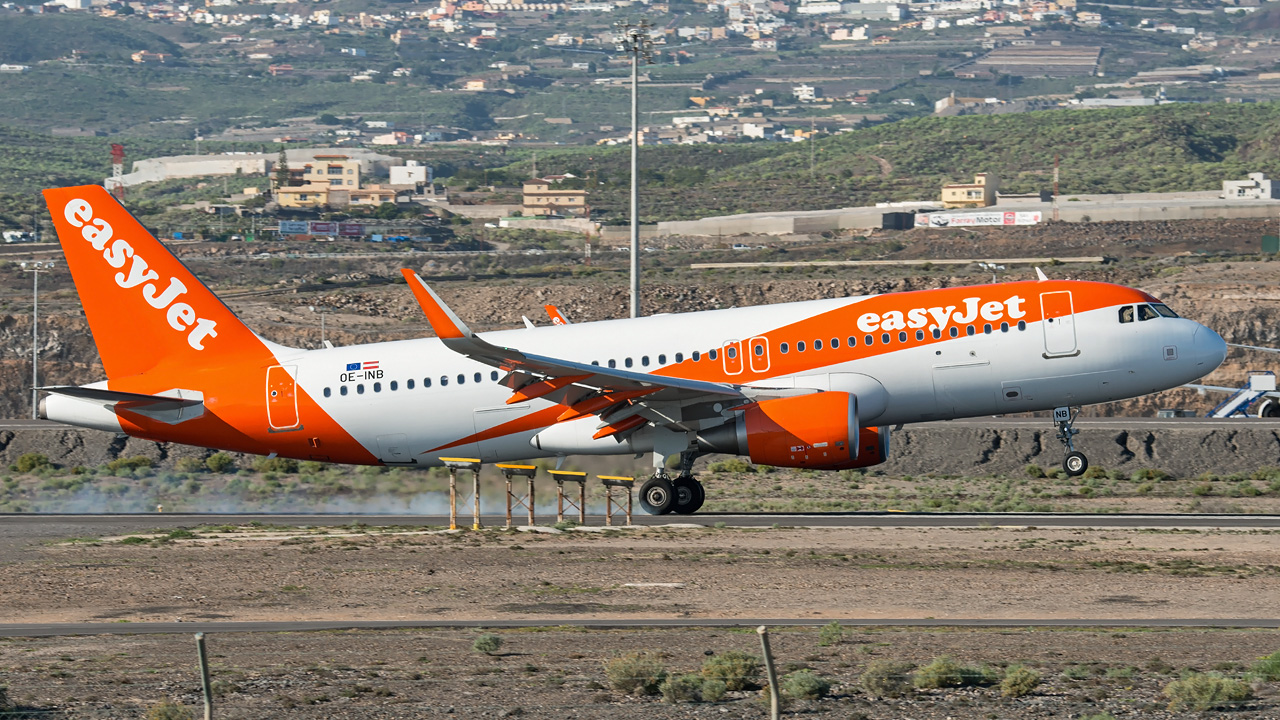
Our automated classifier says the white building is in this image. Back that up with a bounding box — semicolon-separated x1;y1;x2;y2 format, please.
1223;173;1280;200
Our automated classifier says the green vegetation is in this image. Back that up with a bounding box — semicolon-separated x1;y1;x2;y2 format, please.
912;656;997;689
1000;664;1042;698
1251;649;1280;680
782;669;831;700
817;620;844;647
700;650;761;691
145;702;194;720
471;633;503;655
860;660;914;698
1162;672;1252;711
659;673;703;704
603;653;666;696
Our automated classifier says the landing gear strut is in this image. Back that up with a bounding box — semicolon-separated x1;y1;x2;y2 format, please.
1055;406;1088;477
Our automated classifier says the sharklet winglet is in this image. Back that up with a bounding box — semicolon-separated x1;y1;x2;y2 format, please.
400;269;472;340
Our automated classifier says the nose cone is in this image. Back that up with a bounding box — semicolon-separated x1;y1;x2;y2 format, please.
1193;325;1228;372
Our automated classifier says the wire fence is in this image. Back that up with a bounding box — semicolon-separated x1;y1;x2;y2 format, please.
3;625;1280;718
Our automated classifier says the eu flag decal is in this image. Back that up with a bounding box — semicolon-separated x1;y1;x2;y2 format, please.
346;362;361;371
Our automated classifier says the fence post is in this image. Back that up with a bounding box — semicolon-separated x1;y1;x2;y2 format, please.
195;632;213;720
757;625;780;720
440;458;482;531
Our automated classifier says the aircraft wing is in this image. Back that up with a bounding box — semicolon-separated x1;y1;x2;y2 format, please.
400;270;808;436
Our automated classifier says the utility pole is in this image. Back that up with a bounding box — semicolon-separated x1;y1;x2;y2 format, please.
21;261;56;419
1053;154;1060;223
616;19;654;319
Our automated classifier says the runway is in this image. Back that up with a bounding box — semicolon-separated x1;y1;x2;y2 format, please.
2;617;1279;638
4;511;1280;533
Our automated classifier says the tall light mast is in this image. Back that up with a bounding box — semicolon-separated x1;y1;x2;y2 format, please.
615;19;654;319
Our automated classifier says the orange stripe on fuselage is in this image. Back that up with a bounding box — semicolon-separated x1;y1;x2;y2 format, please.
427;404;567;454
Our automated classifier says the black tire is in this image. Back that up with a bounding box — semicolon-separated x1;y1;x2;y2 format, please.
639;475;676;515
1259;400;1280;418
1063;451;1088;477
672;476;705;515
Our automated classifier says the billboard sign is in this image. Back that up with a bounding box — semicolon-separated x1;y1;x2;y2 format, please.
309;221;337;235
278;220;308;235
338;222;364;237
915;211;1042;228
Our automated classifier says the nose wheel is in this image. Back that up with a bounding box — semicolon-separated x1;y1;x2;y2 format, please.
1055;406;1089;477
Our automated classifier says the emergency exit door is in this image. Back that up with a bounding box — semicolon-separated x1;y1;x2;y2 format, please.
266;365;300;430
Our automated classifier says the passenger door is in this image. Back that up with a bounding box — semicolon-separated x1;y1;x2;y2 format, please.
266;365;300;431
1040;291;1078;357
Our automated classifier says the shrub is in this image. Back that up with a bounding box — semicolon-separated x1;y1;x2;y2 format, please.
604;653;666;695
146;702;194;720
205;453;234;473
701;650;761;691
708;458;755;474
1163;672;1251;711
175;457;205;474
1000;664;1041;697
253;456;298;474
0;684;9;711
472;634;503;655
13;452;50;473
1024;464;1045;478
913;656;995;689
1251;649;1280;680
817;620;844;647
700;678;727;702
861;660;914;698
104;456;153;473
783;669;831;700
660;673;703;703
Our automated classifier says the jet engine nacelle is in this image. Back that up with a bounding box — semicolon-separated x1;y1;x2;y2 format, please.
699;392;883;469
824;425;892;470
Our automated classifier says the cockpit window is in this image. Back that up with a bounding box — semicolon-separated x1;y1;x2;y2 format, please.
1152;304;1178;318
1138;304;1160;321
1119;306;1134;324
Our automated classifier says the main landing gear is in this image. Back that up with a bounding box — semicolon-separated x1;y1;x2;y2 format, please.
1054;406;1089;477
639;473;707;515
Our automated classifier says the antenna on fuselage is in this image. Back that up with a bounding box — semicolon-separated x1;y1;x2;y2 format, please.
1035;267;1049;282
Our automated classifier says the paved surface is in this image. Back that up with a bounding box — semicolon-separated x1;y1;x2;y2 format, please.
2;617;1278;638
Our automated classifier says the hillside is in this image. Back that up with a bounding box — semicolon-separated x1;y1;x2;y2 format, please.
0;14;180;63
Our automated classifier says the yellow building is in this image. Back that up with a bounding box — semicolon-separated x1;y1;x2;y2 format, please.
273;155;366;209
522;180;588;217
941;173;999;209
304;154;361;189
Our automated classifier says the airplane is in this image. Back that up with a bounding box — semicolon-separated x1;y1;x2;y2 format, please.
37;185;1228;515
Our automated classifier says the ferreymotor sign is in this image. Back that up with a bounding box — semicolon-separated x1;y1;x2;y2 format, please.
915;211;1043;228
277;221;308;235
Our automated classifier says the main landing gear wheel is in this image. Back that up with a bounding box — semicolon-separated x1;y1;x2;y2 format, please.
671;475;705;515
1063;451;1088;477
640;475;676;515
1054;406;1089;477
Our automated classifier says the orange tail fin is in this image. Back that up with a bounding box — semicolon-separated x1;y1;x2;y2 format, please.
44;185;264;379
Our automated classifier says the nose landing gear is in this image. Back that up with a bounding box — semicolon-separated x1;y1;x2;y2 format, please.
1055;406;1089;477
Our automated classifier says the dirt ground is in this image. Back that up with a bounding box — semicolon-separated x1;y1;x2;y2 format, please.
3;524;1280;718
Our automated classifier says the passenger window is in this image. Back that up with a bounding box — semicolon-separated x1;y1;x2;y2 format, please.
458;374;466;384
357;384;365;394
423;378;431;388
390;381;398;391
625;358;633;368
753;343;764;356
898;331;907;343
916;330;924;341
408;379;415;389
1000;322;1009;333
592;360;600;366
693;351;701;361
1138;305;1159;321
323;387;331;397
1153;304;1178;318
1017;320;1027;331
932;328;942;339
881;333;890;345
491;371;498;381
340;386;348;396
966;326;975;336
814;339;823;351
831;337;839;349
608;359;617;368
642;356;650;366
373;382;381;392
780;342;789;354
865;334;874;346
709;349;718;360
949;327;958;338
675;353;683;362
983;324;992;334
848;336;857;347
797;341;806;352
441;376;448;386
474;372;482;383
1119;306;1135;324
658;354;666;364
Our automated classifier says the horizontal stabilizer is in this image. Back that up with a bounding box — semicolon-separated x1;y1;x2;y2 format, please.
41;386;205;425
